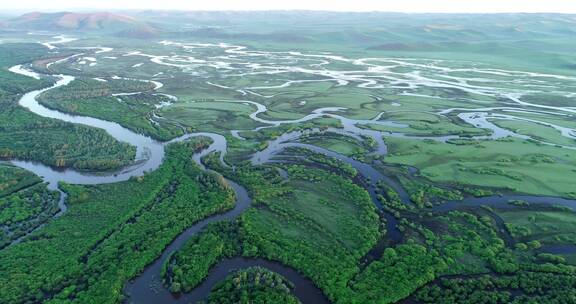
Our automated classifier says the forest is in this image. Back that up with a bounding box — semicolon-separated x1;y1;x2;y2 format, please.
0;44;136;170
0;140;234;303
207;267;300;304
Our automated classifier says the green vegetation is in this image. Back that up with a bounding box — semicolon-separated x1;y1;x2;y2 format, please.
224;118;344;162
416;271;576;303
161;101;264;134
349;244;445;303
400;177;464;208
0;102;137;169
0;184;60;248
165;160;381;302
497;209;576;246
3;11;576;303
493;119;576;147
364;112;489;137
38;78;184;140
0;140;234;303
299;132;372;159
0;43;137;170
164;221;241;293
170;154;553;303
0;165;41;197
282;147;357;177
0;165;60;248
208;267;300;304
386;137;576;198
0;43;52;98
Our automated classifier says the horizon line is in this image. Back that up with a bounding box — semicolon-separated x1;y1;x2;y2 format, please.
2;8;576;15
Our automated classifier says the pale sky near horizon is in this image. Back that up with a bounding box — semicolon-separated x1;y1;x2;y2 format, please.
1;0;575;14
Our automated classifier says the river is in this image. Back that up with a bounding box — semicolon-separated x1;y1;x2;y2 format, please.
7;46;576;304
8;63;331;303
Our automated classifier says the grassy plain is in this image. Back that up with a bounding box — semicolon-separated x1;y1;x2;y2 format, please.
497;209;576;246
161;101;264;133
386;137;576;198
493;119;576;147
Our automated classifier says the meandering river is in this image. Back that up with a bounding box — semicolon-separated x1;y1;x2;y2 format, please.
6;44;576;304
8;63;332;303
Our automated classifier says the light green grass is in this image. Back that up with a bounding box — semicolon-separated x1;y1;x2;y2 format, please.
497;210;576;245
161;100;263;133
493;119;576;147
301;135;369;157
385;137;576;198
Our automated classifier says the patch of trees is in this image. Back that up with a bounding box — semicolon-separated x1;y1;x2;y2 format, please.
458;166;522;181
0;103;136;170
416;271;576;303
0;165;41;198
38;88;183;141
284;147;357;177
0;183;60;248
459;185;495;197
164;221;241;293
402;179;463;208
376;181;412;218
38;77;154;101
349;244;446;303
208;267;300;304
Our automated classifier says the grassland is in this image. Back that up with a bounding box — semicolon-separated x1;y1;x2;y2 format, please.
364;112;490;136
299;133;371;157
161;101;264;133
385;137;576;198
493;119;576;147
497;209;576;246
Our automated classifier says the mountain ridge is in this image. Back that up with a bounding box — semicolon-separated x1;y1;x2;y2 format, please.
9;11;150;32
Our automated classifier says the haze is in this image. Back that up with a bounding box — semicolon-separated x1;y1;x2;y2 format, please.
1;0;576;13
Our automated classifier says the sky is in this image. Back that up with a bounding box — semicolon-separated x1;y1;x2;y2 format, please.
1;0;575;14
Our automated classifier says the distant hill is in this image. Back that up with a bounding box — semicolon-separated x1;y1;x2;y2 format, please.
172;27;312;43
116;24;159;38
9;11;157;34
